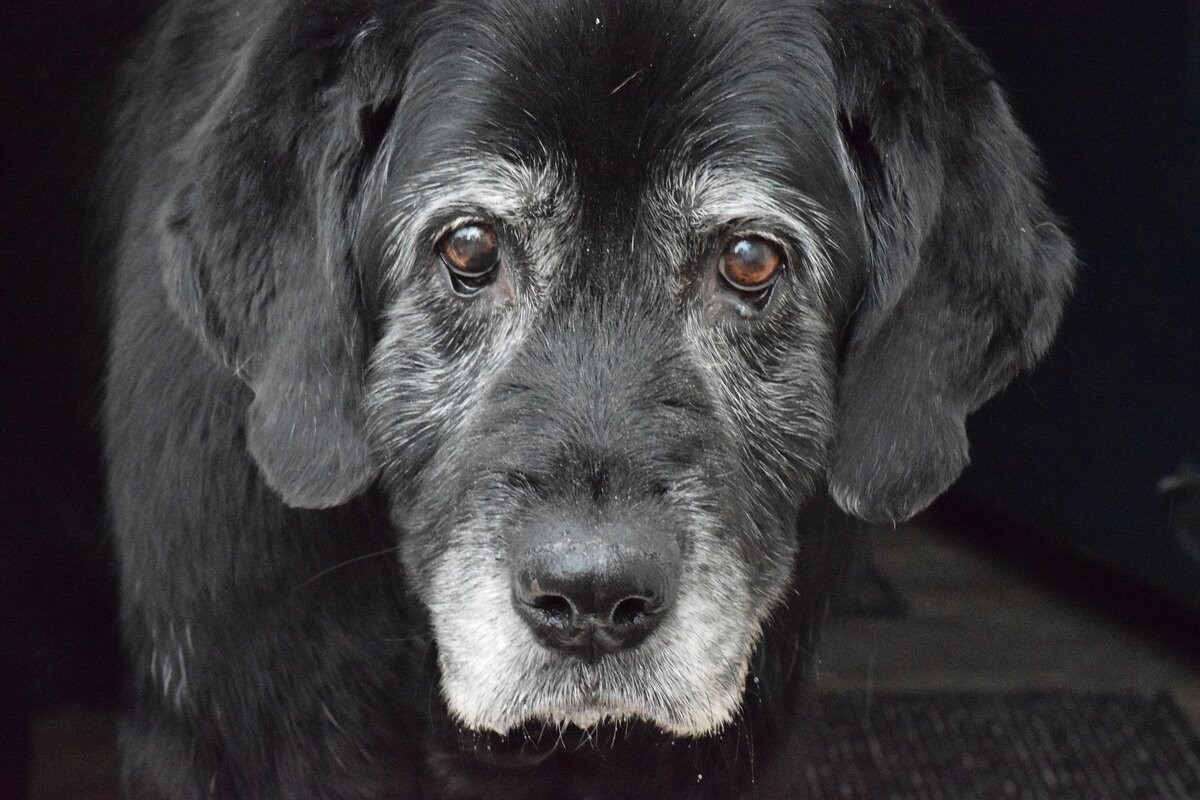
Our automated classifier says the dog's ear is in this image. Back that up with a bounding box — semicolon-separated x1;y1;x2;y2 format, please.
825;3;1075;524
156;12;403;508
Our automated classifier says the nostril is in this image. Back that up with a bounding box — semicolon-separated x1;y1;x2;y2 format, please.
611;595;652;627
529;593;574;625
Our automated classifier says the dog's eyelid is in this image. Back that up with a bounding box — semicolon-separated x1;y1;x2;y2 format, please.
430;214;496;248
701;216;802;259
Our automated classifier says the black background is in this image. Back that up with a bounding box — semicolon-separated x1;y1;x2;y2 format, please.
943;1;1200;609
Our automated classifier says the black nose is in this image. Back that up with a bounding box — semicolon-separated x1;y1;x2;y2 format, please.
512;538;678;662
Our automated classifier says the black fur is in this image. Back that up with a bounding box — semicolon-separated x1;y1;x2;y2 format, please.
102;1;1074;797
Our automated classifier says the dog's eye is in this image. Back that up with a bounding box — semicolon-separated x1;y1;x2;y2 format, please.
718;235;785;298
438;223;500;295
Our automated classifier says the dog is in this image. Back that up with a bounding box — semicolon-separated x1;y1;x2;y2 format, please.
102;0;1074;796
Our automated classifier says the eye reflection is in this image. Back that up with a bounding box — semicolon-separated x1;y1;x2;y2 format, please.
440;223;500;276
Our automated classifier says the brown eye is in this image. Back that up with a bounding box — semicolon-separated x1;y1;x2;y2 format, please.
718;235;785;295
438;222;500;294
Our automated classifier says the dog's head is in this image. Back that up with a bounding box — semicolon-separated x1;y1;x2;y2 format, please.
156;0;1073;737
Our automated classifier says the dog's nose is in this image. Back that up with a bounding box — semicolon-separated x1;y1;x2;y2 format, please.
512;539;678;661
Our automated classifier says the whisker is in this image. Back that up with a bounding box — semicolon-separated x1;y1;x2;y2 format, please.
292;545;401;592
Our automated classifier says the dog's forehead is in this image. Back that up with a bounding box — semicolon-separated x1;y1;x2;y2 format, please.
402;0;843;202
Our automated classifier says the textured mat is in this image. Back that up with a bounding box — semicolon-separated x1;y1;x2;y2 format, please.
789;692;1200;800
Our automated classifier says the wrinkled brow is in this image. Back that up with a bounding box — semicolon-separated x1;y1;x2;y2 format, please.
375;155;843;297
644;164;842;293
378;156;573;270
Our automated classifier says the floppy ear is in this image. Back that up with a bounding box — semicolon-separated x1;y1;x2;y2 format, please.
825;2;1075;524
156;12;403;508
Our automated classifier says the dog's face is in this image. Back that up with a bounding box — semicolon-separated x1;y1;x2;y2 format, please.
156;0;1073;740
364;2;857;735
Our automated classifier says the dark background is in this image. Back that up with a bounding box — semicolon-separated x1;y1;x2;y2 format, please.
945;0;1200;614
1;0;1198;791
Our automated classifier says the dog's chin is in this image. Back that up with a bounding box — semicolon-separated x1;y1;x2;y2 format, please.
437;646;756;739
451;693;744;740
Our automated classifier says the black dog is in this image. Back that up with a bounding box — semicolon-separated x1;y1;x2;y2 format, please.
102;0;1074;797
